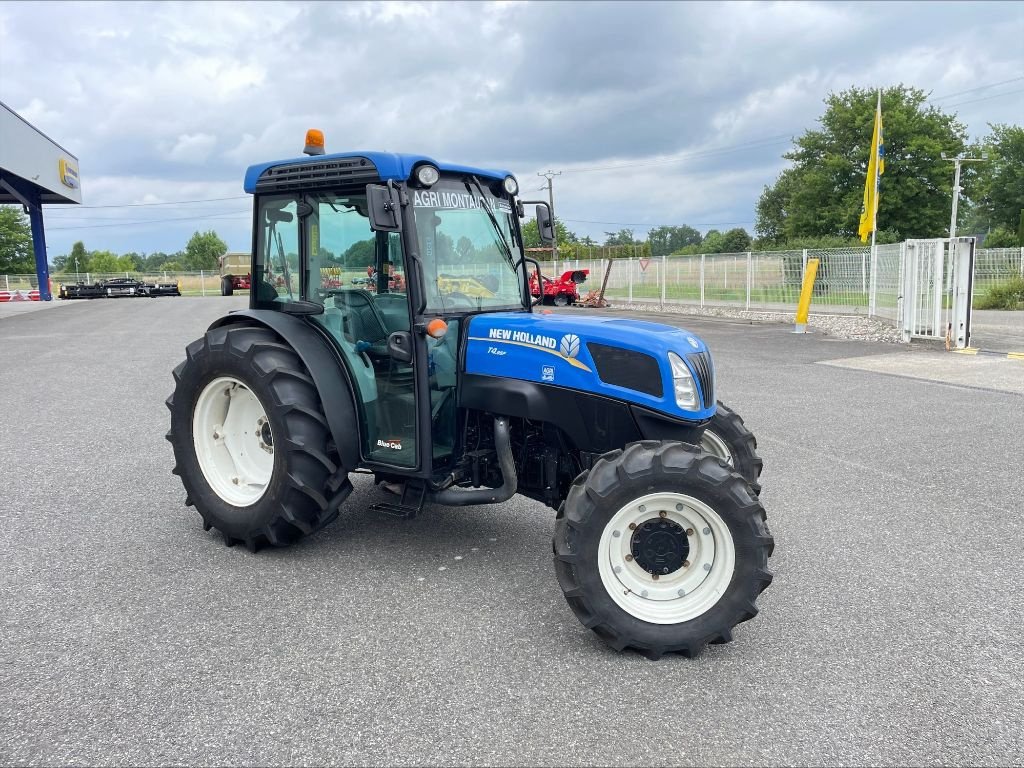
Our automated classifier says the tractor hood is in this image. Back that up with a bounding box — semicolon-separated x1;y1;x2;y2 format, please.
464;312;715;421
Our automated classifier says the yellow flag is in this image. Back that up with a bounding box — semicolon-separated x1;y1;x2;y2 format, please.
858;93;885;242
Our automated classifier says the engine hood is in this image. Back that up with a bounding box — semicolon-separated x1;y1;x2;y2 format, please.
464;312;715;421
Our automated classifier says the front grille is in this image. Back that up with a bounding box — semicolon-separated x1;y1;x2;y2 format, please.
686;351;714;408
588;343;663;397
255;156;380;192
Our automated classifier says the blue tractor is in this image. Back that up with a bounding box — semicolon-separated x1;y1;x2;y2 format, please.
167;133;772;658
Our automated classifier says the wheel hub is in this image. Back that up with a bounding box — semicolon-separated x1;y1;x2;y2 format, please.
597;492;735;624
630;518;689;575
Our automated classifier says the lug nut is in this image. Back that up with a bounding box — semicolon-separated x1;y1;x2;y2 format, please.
686;528;694;536
629;522;637;530
625;554;634;562
682;559;690;568
659;510;667;518
652;574;659;581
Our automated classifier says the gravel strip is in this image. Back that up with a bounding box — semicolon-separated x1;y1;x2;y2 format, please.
614;301;905;343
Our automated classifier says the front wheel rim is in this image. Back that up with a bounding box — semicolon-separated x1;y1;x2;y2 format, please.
598;492;735;624
700;429;734;466
192;376;274;507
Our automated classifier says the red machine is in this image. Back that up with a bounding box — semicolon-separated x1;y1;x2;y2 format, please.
529;269;588;306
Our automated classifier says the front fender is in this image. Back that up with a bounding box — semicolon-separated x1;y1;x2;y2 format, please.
209;310;360;472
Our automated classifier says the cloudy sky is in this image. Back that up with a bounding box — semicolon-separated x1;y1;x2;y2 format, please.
1;0;1022;258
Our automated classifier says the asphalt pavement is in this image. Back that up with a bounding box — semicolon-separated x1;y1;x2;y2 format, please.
1;297;1022;766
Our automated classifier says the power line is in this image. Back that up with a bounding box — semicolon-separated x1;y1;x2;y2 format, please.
928;76;1024;102
562;217;753;228
938;86;1024;109
47;209;251;231
68;195;250;210
44;207;248;221
557;134;794;175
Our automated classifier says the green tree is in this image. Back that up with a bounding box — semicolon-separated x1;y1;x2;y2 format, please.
719;228;753;253
87;250;126;273
121;251;144;271
65;241;89;274
648;225;702;257
521;217;576;249
183;230;228;271
967;124;1024;241
603;228;636;246
342;238;375;268
756;85;968;241
0;205;35;273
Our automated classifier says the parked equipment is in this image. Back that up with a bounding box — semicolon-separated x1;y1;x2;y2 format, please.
167;134;771;658
219;252;252;296
60;277;181;299
530;268;588;306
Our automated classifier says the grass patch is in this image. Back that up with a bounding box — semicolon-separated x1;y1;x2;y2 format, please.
975;276;1024;310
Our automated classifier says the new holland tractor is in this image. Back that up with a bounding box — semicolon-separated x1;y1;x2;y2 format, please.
166;132;772;658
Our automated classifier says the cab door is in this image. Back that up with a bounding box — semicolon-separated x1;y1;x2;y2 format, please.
256;192;420;468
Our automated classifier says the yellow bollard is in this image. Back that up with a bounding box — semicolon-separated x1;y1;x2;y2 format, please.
793;258;820;334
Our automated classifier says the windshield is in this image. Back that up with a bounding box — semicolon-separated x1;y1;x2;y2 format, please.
412;176;525;313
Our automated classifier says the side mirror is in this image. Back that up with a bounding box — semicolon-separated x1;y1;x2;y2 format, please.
368;183;402;232
536;204;554;245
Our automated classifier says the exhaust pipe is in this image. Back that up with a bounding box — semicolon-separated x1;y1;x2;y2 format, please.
431;416;517;506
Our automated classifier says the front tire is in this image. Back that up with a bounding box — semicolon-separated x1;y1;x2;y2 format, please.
700;401;763;495
166;325;350;550
553;441;772;659
221;276;233;296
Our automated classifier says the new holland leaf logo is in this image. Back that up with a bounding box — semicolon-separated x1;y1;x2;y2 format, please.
559;334;581;359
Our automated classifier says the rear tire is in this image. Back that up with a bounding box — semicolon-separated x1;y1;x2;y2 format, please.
166;325;350;550
553;294;570;307
553;441;772;659
221;276;233;296
700;401;763;495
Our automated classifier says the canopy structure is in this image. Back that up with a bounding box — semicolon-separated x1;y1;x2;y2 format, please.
0;100;82;300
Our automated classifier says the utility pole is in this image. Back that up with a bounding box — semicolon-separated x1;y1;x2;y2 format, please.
942;152;988;238
538;170;561;272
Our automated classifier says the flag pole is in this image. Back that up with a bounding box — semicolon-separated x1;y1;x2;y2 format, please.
868;89;881;316
870;88;881;250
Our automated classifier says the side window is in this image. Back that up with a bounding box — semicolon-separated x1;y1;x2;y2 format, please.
254;197;300;304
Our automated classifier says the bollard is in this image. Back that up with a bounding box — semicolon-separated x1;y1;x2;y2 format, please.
793;258;820;333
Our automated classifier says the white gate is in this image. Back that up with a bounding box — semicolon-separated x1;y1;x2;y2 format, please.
900;238;975;348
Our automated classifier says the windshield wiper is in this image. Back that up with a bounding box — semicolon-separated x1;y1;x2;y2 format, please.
465;176;517;270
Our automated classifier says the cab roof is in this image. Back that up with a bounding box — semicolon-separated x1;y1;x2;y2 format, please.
243;151;512;194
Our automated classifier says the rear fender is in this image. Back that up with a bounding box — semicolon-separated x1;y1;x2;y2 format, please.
209;310;360;471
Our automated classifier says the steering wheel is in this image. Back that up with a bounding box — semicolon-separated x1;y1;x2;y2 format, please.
442;292;477;309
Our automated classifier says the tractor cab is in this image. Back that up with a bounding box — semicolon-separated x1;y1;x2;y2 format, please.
243;138;548;481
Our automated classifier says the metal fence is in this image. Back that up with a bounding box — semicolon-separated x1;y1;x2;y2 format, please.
3;245;1022;315
539;245;1023;320
1;270;224;296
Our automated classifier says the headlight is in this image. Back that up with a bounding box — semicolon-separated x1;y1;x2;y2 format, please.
668;352;698;410
415;164;440;187
503;175;519;195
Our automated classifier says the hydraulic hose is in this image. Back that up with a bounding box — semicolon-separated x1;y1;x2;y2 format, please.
431;416;518;506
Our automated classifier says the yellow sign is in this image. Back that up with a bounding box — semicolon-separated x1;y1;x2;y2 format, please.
59;158;80;190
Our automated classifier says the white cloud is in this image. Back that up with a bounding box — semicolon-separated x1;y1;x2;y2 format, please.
165;133;218;164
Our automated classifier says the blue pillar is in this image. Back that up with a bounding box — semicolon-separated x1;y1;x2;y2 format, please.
0;173;52;301
28;199;51;301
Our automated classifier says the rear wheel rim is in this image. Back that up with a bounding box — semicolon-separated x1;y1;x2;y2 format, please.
700;429;734;466
192;376;274;507
598;492;734;624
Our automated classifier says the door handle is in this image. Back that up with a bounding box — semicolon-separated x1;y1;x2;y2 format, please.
387;331;413;363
